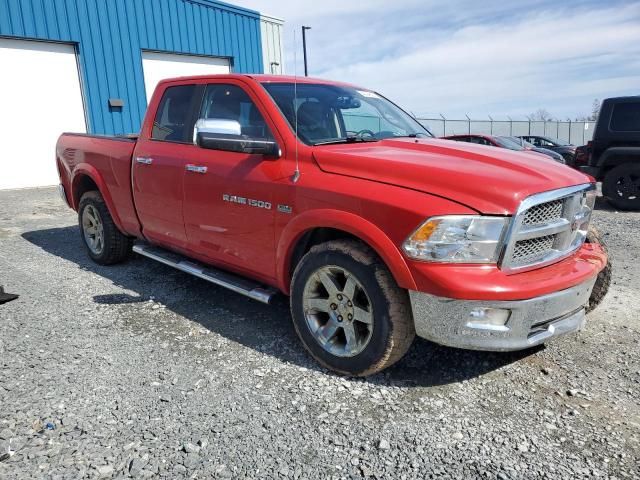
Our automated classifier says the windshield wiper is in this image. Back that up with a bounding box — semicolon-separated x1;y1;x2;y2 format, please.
313;136;380;146
392;133;431;138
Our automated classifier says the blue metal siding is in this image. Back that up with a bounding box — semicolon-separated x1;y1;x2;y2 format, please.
0;0;264;134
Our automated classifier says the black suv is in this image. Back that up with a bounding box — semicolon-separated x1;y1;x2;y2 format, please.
577;97;640;210
519;135;576;163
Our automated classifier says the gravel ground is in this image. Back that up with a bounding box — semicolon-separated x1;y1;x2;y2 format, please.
0;187;638;479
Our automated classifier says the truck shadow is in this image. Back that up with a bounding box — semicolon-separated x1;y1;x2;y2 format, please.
22;226;539;388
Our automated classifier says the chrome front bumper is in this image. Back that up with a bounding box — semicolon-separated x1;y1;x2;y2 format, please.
409;278;596;351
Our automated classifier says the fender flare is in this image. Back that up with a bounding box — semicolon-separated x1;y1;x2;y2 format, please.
598;147;640;168
70;164;126;233
275;209;417;294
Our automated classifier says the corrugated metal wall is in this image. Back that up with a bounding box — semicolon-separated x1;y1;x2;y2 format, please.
260;14;284;74
0;0;267;134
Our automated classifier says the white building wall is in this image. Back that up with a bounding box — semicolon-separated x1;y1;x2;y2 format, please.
260;15;285;74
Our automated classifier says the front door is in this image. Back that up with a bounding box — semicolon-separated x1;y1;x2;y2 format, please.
182;82;285;282
132;84;200;250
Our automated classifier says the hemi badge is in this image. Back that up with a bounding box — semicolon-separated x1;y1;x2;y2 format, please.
277;204;292;214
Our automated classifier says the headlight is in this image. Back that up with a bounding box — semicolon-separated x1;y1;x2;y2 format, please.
402;216;509;263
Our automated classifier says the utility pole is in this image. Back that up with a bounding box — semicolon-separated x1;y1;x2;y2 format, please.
302;26;311;76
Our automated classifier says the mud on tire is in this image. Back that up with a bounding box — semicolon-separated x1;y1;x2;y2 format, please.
585;226;611;313
78;191;132;265
290;239;415;376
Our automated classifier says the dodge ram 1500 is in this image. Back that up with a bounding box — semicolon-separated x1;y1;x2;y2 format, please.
57;74;608;376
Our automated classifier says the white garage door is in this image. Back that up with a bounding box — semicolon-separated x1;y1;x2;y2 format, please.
0;38;86;189
141;51;230;103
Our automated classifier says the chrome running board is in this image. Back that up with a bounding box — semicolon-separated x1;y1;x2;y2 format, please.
132;243;277;304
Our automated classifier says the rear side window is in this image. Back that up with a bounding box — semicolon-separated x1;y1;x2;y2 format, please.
610;103;640;132
152;85;196;142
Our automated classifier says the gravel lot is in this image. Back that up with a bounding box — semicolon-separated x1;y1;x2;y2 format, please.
0;187;639;479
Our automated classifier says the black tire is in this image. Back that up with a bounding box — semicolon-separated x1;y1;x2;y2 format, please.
585;226;611;313
78;191;132;265
602;163;640;210
290;239;415;376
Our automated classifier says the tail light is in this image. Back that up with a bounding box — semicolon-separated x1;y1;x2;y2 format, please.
573;141;592;168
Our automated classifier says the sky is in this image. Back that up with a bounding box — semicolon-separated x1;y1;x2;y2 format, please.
232;0;640;120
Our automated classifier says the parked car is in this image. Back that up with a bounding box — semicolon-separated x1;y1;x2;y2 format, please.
519;135;576;163
442;134;553;160
501;136;565;163
574;96;640;210
56;74;608;376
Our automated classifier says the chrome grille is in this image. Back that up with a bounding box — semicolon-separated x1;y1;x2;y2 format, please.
512;235;555;265
522;200;563;226
501;185;595;272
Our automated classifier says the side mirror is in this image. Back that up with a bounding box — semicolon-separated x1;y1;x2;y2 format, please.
194;118;281;158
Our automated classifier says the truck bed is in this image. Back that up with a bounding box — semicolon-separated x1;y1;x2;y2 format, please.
56;132;141;236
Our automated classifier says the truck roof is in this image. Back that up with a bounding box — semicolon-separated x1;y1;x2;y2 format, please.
156;73;362;90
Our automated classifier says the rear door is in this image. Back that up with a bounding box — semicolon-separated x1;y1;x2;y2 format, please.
132;84;202;249
182;81;285;281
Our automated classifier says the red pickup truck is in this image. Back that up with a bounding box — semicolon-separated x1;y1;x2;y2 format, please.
57;74;607;376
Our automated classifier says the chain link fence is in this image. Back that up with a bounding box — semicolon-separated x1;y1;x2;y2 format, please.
416;117;596;146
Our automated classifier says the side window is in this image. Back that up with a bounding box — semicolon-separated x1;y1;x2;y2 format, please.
200;84;274;140
469;136;489;145
610;103;640;132
152;85;196;142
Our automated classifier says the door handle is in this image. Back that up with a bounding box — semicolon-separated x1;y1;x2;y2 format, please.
185;164;208;174
135;156;153;165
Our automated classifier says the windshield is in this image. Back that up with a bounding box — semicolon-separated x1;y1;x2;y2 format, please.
261;82;432;145
495;136;526;151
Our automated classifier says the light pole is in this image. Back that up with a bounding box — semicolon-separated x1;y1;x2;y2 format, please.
302;26;311;76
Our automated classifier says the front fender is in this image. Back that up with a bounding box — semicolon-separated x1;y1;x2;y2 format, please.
71;164;126;233
276;209;417;294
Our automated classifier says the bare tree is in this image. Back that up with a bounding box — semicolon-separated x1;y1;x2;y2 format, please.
529;108;554;121
590;98;600;121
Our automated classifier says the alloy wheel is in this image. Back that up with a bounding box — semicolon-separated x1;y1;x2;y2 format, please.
82;205;105;255
302;265;374;357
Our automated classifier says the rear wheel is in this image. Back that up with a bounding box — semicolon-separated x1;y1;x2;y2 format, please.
78;191;132;265
585;226;611;313
290;240;415;376
602;163;640;210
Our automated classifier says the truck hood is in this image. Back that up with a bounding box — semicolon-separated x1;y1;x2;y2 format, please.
312;138;592;214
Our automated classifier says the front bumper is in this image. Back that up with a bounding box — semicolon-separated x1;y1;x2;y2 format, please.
409;277;596;351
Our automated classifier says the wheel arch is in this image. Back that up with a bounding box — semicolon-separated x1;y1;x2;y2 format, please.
71;165;126;233
599;147;640;175
276;210;417;295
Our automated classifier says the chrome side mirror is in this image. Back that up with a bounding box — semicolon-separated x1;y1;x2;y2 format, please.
193;118;242;143
193;118;281;158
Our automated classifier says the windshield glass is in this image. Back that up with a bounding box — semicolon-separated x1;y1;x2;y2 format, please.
495;136;526;151
261;82;432;145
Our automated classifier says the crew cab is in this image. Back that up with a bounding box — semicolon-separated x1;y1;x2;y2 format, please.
57;75;607;376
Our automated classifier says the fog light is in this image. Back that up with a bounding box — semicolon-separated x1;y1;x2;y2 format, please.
466;308;511;331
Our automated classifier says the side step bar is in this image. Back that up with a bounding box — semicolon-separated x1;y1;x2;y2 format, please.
132;244;277;304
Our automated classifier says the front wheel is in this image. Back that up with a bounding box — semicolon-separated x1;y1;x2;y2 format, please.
290;240;415;376
585;226;611;313
602;163;640;210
